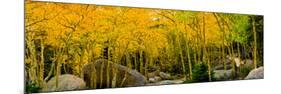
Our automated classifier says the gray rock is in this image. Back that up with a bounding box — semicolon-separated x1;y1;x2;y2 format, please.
148;78;156;83
147;70;160;78
158;80;184;85
245;67;264;79
154;76;162;81
146;79;184;86
83;59;147;88
214;69;233;80
42;74;86;92
148;76;162;83
159;72;172;80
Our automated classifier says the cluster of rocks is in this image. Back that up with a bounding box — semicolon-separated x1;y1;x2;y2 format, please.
38;58;263;92
214;58;254;70
213;66;264;81
213;64;263;81
146;70;185;86
213;56;257;80
147;70;173;83
42;59;147;92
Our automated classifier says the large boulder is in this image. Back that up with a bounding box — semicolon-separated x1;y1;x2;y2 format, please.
83;59;147;89
245;67;264;79
42;74;86;92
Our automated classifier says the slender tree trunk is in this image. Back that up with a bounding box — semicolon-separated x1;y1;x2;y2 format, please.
99;60;104;88
38;38;45;88
252;16;258;69
207;47;212;81
55;49;63;90
139;50;144;75
177;34;186;79
231;43;237;79
187;47;192;80
237;42;241;74
106;47;111;88
79;48;85;78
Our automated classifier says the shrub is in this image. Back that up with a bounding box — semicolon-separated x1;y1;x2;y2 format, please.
147;65;159;72
25;81;41;93
239;66;252;78
190;62;214;82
